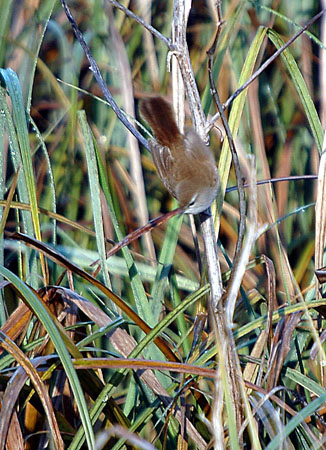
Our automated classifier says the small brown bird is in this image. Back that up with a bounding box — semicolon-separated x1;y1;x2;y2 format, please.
140;96;219;214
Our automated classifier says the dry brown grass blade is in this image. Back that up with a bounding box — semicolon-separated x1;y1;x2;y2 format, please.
265;312;302;391
6;231;178;362
315;140;326;298
0;332;63;450
72;357;215;377
32;287;72;356
0;302;32;355
136;0;160;89
91;208;183;276
55;286;207;449
53;286;144;359
243;330;268;390
38;292;210;443
0;167;20;236
3;410;24;450
0;200;115;245
263;255;278;345
95;424;157;450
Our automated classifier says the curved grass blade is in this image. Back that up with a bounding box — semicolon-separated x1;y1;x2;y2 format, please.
6;231;178;362
67;284;209;450
78;110;113;296
94;140;156;324
0;266;95;450
0;68;47;281
265;393;326;450
267;29;323;153
150;213;183;324
0;333;64;450
29;117;57;245
217;26;267;220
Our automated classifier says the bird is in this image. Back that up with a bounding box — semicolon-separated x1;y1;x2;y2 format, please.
140;96;219;214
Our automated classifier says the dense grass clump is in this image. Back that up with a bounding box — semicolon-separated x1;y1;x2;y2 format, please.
0;1;326;449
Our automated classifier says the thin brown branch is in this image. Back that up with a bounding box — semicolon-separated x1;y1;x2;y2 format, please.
91;208;183;277
225;155;259;325
60;0;149;150
208;8;326;129
170;1;208;140
226;174;318;194
107;0;173;50
207;17;247;297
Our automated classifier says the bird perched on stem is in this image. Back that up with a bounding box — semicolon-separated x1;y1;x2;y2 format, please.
140;96;219;215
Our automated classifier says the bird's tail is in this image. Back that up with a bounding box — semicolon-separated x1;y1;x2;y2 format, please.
140;96;183;148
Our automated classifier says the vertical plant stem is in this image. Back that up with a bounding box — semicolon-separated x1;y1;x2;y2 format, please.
172;0;243;443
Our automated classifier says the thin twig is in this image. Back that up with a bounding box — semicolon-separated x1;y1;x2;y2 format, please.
207;14;247;297
107;0;173;50
106;2;156;262
226;174;317;193
91;208;183;277
208;8;326;129
224;156;263;445
60;0;149;150
108;1;208;134
225;155;259;325
169;1;208;140
206;2;244;437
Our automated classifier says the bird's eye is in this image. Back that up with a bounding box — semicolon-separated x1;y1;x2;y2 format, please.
188;196;197;207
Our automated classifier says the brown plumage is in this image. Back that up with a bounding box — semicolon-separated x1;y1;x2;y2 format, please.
140;96;183;149
140;96;219;214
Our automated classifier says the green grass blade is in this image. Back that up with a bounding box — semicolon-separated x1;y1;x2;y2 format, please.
30;116;57;245
265;394;326;450
267;29;323;153
128;284;209;359
94;142;155;324
55;246;199;291
0;85;35;282
151;213;183;324
23;0;56;112
78;110;113;295
170;272;191;356
0;68;45;278
218;26;267;204
286;367;326;396
0;0;13;66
